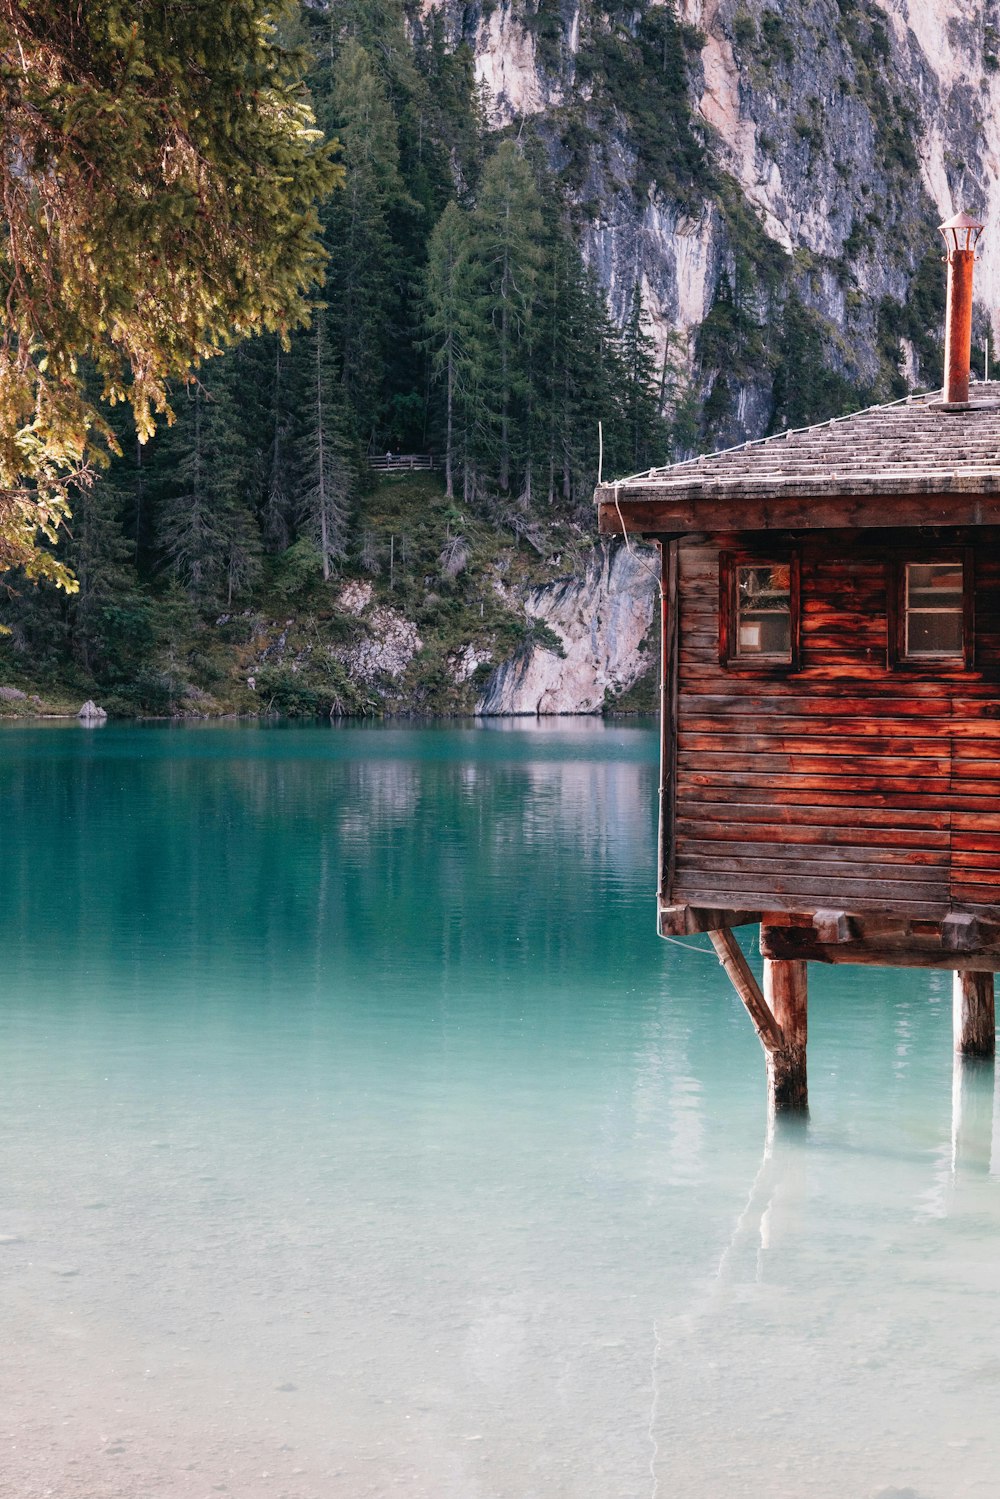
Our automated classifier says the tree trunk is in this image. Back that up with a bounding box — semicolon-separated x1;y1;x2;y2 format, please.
315;324;330;582
445;347;454;499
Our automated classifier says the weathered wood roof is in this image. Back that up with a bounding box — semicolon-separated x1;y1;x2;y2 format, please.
596;384;1000;534
599;385;1000;502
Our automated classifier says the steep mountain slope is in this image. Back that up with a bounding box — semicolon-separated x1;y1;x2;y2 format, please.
422;0;998;445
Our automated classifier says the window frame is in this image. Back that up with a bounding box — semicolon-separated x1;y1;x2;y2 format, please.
719;550;801;672
888;548;974;671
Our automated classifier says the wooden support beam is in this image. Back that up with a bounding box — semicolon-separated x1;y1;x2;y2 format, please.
660;903;760;936
813;909;857;945
943;913;982;954
706;932;809;1114
953;971;996;1059
761;916;1000;971
707;929;784;1054
764;959;809;1113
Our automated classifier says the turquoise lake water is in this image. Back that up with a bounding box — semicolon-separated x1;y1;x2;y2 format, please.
1;720;998;1498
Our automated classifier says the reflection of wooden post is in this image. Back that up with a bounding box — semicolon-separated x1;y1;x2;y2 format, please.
952;1054;995;1176
953;971;995;1058
764;959;808;1114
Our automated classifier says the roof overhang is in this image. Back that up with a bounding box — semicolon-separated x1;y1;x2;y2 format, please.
597;387;1000;536
597;483;1000;537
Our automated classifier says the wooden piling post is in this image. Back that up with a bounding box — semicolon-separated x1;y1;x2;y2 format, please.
763;958;809;1113
707;932;808;1114
953;970;996;1059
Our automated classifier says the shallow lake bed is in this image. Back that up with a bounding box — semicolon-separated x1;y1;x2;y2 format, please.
1;721;997;1498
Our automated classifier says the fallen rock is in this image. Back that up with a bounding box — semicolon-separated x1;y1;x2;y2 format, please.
334;607;421;684
0;686;26;701
338;579;374;615
77;700;108;722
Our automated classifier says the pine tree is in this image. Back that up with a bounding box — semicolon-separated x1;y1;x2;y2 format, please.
530;210;619;512
424;202;481;499
261;337;297;551
294;310;353;581
324;39;408;448
470;142;544;494
618;284;667;471
157;386;221;598
64;467;145;677
156;361;262;606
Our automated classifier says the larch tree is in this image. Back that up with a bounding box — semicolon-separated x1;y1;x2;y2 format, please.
0;0;340;586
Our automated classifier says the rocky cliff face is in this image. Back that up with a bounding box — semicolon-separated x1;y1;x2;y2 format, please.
422;0;1000;449
476;542;658;713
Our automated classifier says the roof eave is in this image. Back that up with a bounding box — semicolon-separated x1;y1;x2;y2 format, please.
597;485;1000;537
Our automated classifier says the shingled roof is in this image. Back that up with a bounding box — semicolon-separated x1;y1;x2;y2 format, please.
596;384;1000;507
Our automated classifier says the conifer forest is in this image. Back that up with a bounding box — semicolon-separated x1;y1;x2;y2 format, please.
0;0;953;717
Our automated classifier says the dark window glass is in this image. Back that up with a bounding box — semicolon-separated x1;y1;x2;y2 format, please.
735;564;792;660
904;562;964;659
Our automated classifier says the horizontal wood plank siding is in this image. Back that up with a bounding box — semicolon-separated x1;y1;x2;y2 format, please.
668;528;1000;921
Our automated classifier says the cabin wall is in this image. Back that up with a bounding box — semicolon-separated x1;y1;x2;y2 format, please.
665;528;1000;922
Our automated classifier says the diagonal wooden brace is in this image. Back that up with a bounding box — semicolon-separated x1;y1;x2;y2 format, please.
708;929;785;1054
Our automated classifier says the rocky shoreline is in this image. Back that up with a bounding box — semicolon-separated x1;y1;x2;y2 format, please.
0;541;660;723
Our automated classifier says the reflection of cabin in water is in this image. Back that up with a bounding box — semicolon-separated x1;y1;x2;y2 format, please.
597;213;1000;1115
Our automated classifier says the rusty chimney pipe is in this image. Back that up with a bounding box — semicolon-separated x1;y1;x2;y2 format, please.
939;210;984;406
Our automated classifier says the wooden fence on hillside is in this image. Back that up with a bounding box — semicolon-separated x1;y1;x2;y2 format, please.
367;454;437;473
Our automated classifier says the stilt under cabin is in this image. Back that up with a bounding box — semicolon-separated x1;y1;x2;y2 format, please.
597;211;999;1117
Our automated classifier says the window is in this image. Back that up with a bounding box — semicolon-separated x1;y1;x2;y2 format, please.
903;562;963;658
892;553;972;668
721;554;799;668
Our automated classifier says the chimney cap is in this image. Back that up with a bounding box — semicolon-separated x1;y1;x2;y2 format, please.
939;210;985;253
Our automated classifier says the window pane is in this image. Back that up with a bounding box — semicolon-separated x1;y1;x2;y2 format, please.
903;561;964;660
907;563;963;600
736;565;790;658
906;609;963;657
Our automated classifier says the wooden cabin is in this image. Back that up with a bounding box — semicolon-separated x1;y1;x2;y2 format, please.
597;214;999;1114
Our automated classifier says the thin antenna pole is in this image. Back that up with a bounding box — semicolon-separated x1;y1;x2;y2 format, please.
598;420;604;485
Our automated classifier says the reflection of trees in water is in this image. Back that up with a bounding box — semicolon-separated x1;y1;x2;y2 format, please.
519;759;656;876
336;759;420;838
2;734;658;992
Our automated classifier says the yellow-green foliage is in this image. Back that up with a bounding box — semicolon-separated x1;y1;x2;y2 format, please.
0;0;340;585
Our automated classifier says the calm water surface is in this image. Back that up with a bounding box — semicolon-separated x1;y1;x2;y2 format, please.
1;720;998;1499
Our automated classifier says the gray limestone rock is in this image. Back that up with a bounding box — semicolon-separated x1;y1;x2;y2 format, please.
420;0;1000;447
77;699;108;722
476;541;657;715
